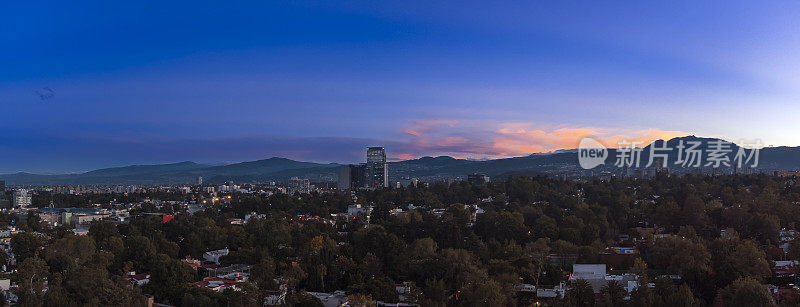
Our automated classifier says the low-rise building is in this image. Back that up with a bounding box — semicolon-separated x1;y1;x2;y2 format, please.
307;290;349;307
128;272;150;286
203;248;229;265
195;277;240;292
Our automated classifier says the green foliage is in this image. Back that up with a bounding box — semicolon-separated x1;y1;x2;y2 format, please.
719;277;775;307
9;175;799;305
569;279;595;307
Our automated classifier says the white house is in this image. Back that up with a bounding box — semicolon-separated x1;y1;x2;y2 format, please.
203;248;229;265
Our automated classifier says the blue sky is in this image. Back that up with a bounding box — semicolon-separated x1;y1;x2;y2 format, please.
2;1;800;173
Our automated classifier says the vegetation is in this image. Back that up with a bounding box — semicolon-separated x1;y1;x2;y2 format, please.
9;174;800;305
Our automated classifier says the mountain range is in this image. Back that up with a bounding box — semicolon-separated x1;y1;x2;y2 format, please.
2;136;799;186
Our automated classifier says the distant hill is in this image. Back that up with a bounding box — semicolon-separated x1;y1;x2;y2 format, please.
198;157;337;176
82;161;209;177
1;136;799;185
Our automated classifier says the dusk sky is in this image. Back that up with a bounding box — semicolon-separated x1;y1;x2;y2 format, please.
2;1;800;173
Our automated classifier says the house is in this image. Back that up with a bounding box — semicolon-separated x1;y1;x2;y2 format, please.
128;272;150;286
195;277;240;292
0;278;9;291
572;264;606;280
570;264;608;293
514;284;536;292
537;282;567;298
392;282;420;305
774;260;799;276
226;218;245;225
376;302;417;307
346;205;372;219
208;264;252;283
779;229;797;254
389;208;404;216
203;248;229;265
0;226;17;238
182;257;202;270
307;290;349;307
768;284;798;303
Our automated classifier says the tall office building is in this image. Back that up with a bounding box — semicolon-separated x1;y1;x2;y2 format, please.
338;164;367;190
288;177;311;194
352;163;367;189
366;147;388;188
337;166;352;190
0;180;8;209
337;147;388;190
196;176;203;186
13;189;31;208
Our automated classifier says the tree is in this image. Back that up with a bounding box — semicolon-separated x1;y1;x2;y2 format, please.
146;253;197;304
368;276;399;303
44;235;97;273
597;280;626;307
423;278;447;304
251;257;277;290
458;279;507;307
630;284;655;307
12;232;41;262
569;279;595;307
728;240;771;281
630;258;650;284
666;283;697;307
410;238;438;259
649;236;710;288
719;277;775;307
0;248;9;268
16;257;49;306
347;293;374;307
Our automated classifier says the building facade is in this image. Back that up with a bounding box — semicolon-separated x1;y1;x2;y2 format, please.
337;147;389;190
12;189;31;208
288;177;311;194
467;173;490;185
366;147;388;189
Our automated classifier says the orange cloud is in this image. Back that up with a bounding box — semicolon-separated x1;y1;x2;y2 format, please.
392;119;687;159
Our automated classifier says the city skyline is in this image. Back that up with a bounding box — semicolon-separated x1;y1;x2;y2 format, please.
3;1;800;173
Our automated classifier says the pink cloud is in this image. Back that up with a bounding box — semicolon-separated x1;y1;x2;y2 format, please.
391;119;687;159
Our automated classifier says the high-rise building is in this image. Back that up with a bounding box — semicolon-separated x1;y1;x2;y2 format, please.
352;163;367;189
13;189;31;208
196;176;203;186
366;147;388;189
337;166;351;190
288;177;311;194
338;164;367;190
337;147;388;190
467;173;490;185
0;180;8;209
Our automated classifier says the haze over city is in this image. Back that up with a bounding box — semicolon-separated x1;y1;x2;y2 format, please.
3;1;800;173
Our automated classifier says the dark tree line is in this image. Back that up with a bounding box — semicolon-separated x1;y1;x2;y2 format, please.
9;174;800;306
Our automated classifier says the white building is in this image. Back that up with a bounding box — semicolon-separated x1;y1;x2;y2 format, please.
12;189;31;208
288;177;311;194
203;248;229;265
307;290;348;307
347;204;373;219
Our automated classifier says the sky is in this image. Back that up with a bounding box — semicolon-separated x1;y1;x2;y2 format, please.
2;1;800;173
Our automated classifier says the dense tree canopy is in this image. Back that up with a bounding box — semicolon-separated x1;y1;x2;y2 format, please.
9;174;800;305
